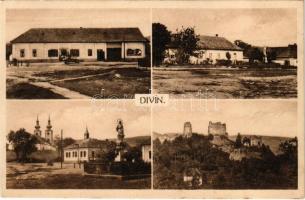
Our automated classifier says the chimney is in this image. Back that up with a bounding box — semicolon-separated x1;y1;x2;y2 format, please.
215;34;218;37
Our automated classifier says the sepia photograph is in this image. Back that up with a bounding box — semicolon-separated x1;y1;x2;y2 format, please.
6;9;151;99
6;101;151;189
152;9;298;99
153;100;298;189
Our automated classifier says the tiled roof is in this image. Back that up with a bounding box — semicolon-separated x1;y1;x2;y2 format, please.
11;28;147;43
64;138;108;150
197;35;242;51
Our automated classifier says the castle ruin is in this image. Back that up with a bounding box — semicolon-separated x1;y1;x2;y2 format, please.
208;121;228;136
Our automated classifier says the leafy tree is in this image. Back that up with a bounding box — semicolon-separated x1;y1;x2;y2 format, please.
234;40;252;50
100;141;117;163
152;23;171;66
235;133;242;148
53;136;76;150
248;47;265;63
173;27;199;64
122;146;142;162
7;129;38;162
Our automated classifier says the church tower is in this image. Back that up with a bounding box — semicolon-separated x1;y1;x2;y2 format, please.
84;126;90;139
34;116;42;136
45;115;53;143
183;121;192;138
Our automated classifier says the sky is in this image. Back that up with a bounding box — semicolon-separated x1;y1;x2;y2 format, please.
7;101;151;140
6;9;151;43
153;8;297;47
153;100;297;137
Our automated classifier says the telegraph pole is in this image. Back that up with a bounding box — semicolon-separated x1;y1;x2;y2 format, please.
61;129;63;169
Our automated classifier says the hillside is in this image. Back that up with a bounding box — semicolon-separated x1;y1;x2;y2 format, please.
109;135;151;147
229;135;292;155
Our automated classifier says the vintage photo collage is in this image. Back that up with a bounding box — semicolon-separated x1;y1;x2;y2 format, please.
1;1;304;198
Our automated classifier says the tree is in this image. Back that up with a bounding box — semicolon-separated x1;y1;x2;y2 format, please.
266;49;277;63
226;52;231;61
7;129;38;162
100;141;117;163
152;23;171;66
234;40;251;50
235;133;242;148
248;47;265;63
173;27;199;64
53;136;75;151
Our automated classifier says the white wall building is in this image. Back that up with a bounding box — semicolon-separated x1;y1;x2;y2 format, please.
11;28;147;62
164;35;243;65
141;144;151;163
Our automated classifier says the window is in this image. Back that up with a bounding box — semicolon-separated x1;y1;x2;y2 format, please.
84;151;86;157
127;48;142;56
92;151;95;158
75;151;77;157
20;49;25;57
48;49;58;57
80;151;83;157
149;151;151;159
70;49;80;57
32;49;37;57
66;152;69;158
88;49;92;56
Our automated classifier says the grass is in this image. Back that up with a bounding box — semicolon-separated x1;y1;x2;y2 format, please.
6;81;67;99
53;68;151;98
153;68;297;99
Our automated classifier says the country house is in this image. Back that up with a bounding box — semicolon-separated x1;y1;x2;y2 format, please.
10;27;147;62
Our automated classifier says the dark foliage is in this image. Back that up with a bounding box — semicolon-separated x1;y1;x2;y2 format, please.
154;134;298;189
152;23;171;66
7;129;38;162
172;27;199;64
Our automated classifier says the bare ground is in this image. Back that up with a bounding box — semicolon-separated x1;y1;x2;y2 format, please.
153;68;297;99
6;162;151;189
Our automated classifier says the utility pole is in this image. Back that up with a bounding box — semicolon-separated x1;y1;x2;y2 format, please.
61;129;63;169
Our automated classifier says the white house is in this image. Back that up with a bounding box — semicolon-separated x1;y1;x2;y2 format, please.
164;34;243;65
63;127;106;163
141;143;151;163
270;44;297;67
10;27;147;62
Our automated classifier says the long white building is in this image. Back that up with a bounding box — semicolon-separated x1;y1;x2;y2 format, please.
11;27;147;62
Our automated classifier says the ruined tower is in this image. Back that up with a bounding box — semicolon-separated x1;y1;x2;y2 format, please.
34;116;42;137
84;126;90;139
45;115;53;143
208;121;227;136
183;122;193;138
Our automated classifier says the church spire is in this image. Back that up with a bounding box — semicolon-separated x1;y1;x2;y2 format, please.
84;125;90;139
34;115;41;136
45;115;53;143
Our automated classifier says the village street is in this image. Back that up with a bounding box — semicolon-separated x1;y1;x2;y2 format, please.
6;62;151;99
6;162;151;189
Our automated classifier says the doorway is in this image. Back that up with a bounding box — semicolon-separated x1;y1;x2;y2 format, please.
107;48;122;61
97;49;105;61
